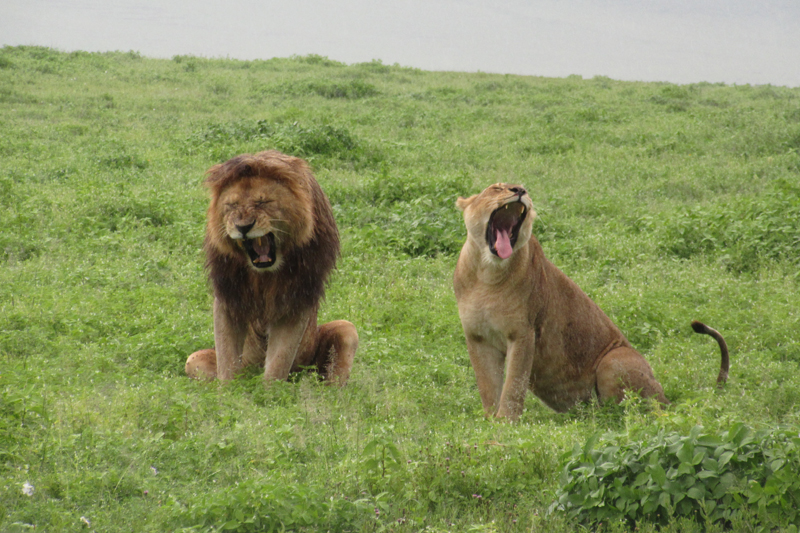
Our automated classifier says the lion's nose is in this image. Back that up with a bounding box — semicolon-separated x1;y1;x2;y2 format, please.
235;222;255;236
509;186;526;197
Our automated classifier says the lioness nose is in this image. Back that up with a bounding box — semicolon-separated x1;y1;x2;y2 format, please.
235;222;255;236
509;186;526;196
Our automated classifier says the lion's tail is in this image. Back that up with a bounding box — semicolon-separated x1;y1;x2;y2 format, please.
691;321;729;386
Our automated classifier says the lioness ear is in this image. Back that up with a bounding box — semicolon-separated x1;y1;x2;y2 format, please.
456;195;477;212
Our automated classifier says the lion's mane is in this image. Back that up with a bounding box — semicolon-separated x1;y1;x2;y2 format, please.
203;151;340;326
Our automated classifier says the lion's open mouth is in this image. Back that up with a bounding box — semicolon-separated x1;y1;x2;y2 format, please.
242;233;277;269
487;201;527;259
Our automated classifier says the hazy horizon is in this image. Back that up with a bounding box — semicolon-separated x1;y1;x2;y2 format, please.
2;0;799;87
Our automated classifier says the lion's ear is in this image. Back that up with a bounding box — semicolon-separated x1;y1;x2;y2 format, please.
456;195;476;211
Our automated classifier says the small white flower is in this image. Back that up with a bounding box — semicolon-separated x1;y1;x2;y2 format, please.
80;516;91;527
22;482;34;496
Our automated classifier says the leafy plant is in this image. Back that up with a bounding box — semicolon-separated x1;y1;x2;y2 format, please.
362;432;403;484
187;119;381;167
662;180;800;273
551;424;800;528
306;79;380;99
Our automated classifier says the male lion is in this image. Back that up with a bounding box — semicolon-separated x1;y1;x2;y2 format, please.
185;150;358;385
453;183;729;419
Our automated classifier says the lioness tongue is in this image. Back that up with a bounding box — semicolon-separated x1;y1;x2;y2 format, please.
495;228;513;259
253;237;271;262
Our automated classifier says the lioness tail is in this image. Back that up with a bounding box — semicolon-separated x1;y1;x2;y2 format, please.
691;321;729;386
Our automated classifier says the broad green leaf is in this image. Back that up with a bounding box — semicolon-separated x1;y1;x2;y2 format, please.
687;487;705;500
649;464;666;486
701;457;718;471
696;469;718;479
697;435;723;447
717;450;734;468
770;458;785;471
363;440;377;455
677;442;694;463
658;492;670;509
692;449;706;465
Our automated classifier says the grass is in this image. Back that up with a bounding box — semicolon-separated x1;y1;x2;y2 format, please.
1;45;800;531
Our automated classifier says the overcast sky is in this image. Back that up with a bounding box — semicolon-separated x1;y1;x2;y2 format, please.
2;0;799;86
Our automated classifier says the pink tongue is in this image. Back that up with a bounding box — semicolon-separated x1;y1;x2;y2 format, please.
495;228;513;259
254;239;271;263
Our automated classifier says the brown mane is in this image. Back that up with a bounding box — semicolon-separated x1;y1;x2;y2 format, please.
203;151;340;326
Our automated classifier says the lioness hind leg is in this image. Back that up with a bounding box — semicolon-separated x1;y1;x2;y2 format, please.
313;320;358;386
186;349;217;381
596;347;669;406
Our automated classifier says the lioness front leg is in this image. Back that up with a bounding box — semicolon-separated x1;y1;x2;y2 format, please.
465;337;505;417
213;297;247;381
495;336;535;421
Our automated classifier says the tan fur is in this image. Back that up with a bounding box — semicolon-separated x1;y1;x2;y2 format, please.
185;151;358;385
454;183;728;419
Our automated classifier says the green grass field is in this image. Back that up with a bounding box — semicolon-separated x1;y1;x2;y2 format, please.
1;46;800;532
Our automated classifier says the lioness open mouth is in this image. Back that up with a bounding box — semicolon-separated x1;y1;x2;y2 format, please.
242;233;277;268
487;201;527;259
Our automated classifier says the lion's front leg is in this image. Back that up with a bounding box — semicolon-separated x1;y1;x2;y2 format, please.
263;312;315;382
213;297;247;381
465;336;505;417
495;335;535;421
241;326;268;368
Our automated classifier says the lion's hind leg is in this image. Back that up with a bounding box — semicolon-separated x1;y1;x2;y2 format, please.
313;320;358;386
595;347;669;406
186;348;217;381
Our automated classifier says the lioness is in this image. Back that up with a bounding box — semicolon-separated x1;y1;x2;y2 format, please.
185;151;358;385
453;183;729;419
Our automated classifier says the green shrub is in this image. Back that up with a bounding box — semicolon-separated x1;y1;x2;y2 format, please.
661;180;800;273
551;423;800;529
335;170;468;257
187;119;381;166
307;79;380;99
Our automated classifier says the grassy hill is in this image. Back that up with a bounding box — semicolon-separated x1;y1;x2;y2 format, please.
1;46;800;532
